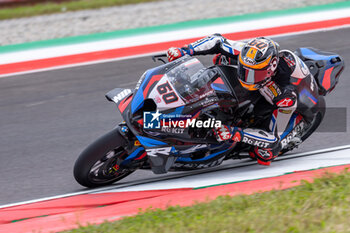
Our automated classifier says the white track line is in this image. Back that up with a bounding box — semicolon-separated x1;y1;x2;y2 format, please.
0;51;161;79
0;7;349;65
1;144;350;209
0;24;349;79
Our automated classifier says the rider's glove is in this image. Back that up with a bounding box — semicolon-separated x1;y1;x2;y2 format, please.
167;47;187;62
212;53;235;65
214;125;243;142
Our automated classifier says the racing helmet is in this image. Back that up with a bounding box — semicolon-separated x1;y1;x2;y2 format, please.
238;37;280;91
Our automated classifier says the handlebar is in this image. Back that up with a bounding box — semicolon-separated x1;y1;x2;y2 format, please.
152;54;168;64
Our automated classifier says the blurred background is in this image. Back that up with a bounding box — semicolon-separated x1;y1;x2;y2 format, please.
0;0;344;45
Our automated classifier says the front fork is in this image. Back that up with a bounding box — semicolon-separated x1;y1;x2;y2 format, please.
115;122;148;168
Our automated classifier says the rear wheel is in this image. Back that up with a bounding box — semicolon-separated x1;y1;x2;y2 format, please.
73;127;134;188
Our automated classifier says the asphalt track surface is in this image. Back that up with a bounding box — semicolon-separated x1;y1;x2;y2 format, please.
0;28;349;205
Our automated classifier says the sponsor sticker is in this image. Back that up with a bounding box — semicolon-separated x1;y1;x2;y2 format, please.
279;109;292;114
276;98;294;107
112;89;132;103
143;109;222;130
281;121;305;148
134;140;141;146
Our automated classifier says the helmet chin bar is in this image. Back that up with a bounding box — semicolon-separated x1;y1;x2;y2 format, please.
238;79;259;91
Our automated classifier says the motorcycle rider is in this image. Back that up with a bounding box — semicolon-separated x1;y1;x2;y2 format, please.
167;35;311;166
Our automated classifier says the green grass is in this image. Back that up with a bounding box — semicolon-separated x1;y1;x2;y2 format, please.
65;170;350;233
0;0;158;20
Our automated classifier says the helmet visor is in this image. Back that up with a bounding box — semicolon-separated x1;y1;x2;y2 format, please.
238;63;270;89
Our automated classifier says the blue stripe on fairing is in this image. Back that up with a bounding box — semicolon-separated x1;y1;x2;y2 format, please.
211;83;229;92
176;148;229;162
131;66;159;114
243;132;277;142
300;89;318;103
280;113;298;139
131;90;144;114
136;136;167;147
123;147;144;161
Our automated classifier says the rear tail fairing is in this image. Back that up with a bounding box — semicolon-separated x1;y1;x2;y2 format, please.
295;48;344;96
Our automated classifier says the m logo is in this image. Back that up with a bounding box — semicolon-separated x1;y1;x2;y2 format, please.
143;110;162;129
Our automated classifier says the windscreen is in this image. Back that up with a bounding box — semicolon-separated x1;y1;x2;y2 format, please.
166;58;216;103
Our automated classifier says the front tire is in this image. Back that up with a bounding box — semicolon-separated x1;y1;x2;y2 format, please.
74;127;134;188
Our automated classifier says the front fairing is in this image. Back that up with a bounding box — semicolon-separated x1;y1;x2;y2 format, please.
124;57;238;144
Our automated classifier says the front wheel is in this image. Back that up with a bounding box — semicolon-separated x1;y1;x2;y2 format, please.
73;127;134;188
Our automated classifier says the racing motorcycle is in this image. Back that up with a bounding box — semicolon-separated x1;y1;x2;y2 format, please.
74;48;344;188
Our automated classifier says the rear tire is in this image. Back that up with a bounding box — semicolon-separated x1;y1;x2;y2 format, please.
73;127;134;188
